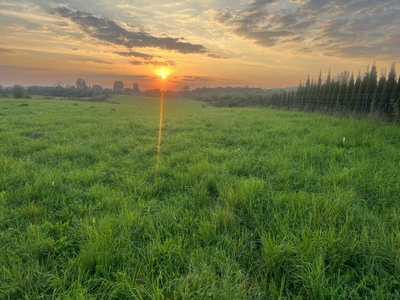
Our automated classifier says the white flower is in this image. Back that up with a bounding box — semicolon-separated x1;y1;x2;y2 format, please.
342;137;346;143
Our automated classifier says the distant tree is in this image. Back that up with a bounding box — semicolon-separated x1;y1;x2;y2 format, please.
91;85;103;95
379;62;396;115
315;71;322;97
181;85;190;97
12;85;26;99
113;81;124;94
123;88;134;95
103;88;113;95
304;75;311;96
330;77;340;109
355;69;369;112
143;88;162;98
133;83;140;94
350;72;361;111
54;85;65;97
396;76;400;116
338;71;349;108
344;73;355;106
364;63;377;112
76;78;88;90
366;63;378;95
371;72;387;113
165;90;178;98
392;76;400;100
297;81;303;96
0;85;2;97
324;70;332;91
324;75;333;107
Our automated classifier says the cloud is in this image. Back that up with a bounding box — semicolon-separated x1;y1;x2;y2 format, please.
207;53;229;59
0;48;18;54
129;60;143;65
215;0;400;60
89;73;151;80
85;59;112;65
52;6;209;55
0;65;51;71
144;60;177;67
116;51;155;59
54;21;69;27
183;76;212;82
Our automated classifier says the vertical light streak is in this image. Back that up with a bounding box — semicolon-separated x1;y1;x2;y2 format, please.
156;90;164;168
155;80;165;191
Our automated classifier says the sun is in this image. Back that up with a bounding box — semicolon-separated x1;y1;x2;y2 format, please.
157;68;170;80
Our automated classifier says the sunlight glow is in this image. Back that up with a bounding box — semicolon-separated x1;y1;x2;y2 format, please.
154;89;165;194
157;67;170;80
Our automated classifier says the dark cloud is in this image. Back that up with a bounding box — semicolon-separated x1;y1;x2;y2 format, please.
183;76;212;82
129;60;143;65
144;60;176;67
52;6;208;55
116;51;154;59
207;53;228;59
130;59;176;67
86;59;112;64
89;73;151;79
215;0;400;59
0;48;18;54
54;21;69;27
0;65;51;71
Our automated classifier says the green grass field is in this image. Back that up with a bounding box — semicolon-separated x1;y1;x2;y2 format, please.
1;95;400;299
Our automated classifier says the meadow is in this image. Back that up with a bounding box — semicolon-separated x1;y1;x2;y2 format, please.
1;95;400;299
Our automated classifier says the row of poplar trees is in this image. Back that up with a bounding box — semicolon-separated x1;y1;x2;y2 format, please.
272;63;400;120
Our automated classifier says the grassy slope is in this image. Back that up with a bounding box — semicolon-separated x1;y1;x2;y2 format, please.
1;96;400;299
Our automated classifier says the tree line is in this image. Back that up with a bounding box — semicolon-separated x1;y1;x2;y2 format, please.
191;63;400;122
290;62;400;119
0;79;141;99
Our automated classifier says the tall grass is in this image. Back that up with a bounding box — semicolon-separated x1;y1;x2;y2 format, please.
1;96;400;298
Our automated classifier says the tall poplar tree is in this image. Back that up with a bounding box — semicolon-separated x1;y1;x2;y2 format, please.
371;72;387;113
379;62;396;115
356;69;369;112
345;72;355;107
321;70;331;107
365;63;377;112
350;72;361;111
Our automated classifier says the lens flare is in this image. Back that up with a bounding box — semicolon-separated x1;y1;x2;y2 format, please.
154;76;166;193
157;67;170;80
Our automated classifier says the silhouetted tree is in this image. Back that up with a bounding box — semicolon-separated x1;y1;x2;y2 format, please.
91;85;103;95
133;83;140;94
76;78;88;90
103;88;113;95
379;62;396;115
12;85;25;99
113;81;124;94
355;69;369;112
371;72;387;113
350;72;361;111
182;85;190;97
344;72;354;107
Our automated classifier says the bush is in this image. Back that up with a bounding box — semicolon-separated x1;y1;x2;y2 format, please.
12;85;26;99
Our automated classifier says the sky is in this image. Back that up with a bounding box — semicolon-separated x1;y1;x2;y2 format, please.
1;0;400;90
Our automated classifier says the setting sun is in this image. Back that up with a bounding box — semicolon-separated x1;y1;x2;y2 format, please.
157;68;170;80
